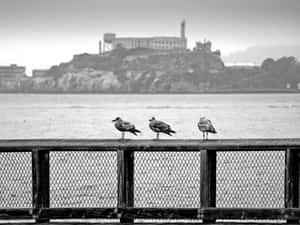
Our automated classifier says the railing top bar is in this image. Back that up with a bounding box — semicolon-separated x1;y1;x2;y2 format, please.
0;139;299;151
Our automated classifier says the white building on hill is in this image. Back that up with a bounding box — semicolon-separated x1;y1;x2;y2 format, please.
101;20;187;52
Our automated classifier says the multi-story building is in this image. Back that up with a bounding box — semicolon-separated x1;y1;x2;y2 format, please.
102;20;187;52
0;64;26;78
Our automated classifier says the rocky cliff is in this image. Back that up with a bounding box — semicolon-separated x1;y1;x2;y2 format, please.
0;48;225;93
0;48;299;93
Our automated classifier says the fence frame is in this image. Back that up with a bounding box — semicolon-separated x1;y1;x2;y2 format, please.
0;139;299;224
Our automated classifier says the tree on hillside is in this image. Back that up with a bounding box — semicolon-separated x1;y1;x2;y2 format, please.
261;58;275;71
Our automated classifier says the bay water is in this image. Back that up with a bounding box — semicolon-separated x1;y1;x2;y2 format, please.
0;93;299;139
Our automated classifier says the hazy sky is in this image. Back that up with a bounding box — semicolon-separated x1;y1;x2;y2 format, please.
0;0;299;74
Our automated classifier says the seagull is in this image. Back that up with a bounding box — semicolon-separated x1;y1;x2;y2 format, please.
198;117;217;141
149;117;176;140
112;117;141;140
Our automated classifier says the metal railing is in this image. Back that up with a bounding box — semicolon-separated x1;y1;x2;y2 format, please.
0;139;299;224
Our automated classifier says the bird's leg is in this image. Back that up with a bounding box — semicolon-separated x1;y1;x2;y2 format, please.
202;132;205;141
206;132;208;141
156;132;159;140
121;132;125;140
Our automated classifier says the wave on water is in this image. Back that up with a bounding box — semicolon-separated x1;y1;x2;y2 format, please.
9;104;300;110
268;105;300;108
1;104;211;110
68;105;211;110
146;106;210;109
69;105;87;109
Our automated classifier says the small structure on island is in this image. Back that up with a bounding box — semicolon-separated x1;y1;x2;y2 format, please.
98;40;102;54
32;69;48;78
194;39;212;52
193;39;221;56
0;64;27;90
0;64;26;79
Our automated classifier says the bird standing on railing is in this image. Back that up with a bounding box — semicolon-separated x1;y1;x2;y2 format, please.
198;117;217;141
112;117;141;140
149;117;176;140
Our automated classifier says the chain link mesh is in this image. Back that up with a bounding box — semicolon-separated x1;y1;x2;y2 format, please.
216;150;285;208
50;151;117;208
0;149;289;211
134;151;201;208
0;152;32;208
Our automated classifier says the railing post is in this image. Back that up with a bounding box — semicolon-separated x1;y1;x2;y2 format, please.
117;148;134;223
200;149;216;223
32;149;50;223
285;148;299;224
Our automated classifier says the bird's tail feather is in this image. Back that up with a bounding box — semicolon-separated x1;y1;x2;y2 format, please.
211;127;217;133
166;130;176;136
131;129;141;135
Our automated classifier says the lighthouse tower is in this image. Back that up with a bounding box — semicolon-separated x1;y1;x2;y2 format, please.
180;20;186;39
180;20;187;49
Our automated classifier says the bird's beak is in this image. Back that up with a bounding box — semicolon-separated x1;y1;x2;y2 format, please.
112;119;116;122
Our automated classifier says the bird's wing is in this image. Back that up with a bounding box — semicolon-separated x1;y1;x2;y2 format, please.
207;120;217;133
198;120;209;131
115;122;126;131
121;121;135;130
199;117;207;122
149;121;159;132
152;120;170;131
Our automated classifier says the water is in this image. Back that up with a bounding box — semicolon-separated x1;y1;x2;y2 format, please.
0;93;299;139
